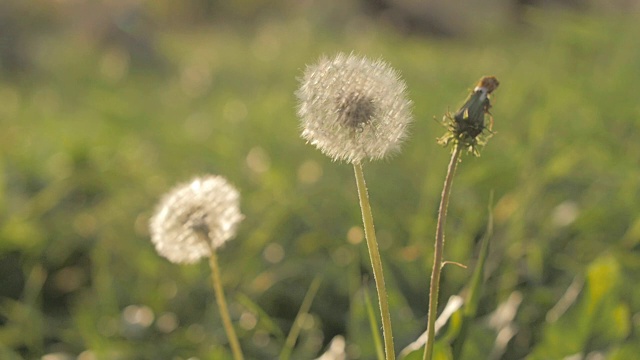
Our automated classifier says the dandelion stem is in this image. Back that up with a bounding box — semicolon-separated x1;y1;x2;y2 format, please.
353;162;395;360
423;144;462;360
208;249;244;360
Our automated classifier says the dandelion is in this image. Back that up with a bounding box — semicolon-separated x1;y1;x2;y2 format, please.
296;53;413;360
297;52;413;164
149;175;243;264
423;76;500;360
149;175;245;360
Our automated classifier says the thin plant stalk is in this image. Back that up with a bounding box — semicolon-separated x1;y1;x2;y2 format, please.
363;284;386;360
280;276;323;360
353;162;395;360
423;144;462;360
208;248;244;360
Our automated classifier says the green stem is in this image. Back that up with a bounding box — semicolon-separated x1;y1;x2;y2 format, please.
423;145;462;360
209;249;245;360
364;285;386;360
353;163;395;360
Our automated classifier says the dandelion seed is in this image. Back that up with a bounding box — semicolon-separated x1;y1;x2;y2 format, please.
149;175;244;264
296;53;413;164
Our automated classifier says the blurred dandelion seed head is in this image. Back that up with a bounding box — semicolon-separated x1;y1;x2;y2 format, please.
296;53;413;164
149;175;243;264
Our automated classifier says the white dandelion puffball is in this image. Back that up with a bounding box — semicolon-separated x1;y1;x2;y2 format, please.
149;175;244;264
296;53;413;164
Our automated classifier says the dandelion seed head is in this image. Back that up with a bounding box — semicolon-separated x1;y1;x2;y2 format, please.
296;53;413;164
336;91;375;130
149;175;243;264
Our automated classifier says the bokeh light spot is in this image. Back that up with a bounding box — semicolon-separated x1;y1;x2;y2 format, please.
122;305;155;327
246;147;271;174
347;226;364;245
97;316;118;337
156;312;178;333
180;60;212;98
551;201;579;227
160;280;178;300
186;324;206;343
331;246;352;266
184;112;214;142
263;243;284;264
239;311;257;330
223;99;248;123
73;212;97;237
99;46;130;83
42;353;74;360
297;160;322;184
77;351;97;360
252;330;271;348
52;266;87;294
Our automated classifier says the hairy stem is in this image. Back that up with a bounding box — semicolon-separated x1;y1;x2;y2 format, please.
353;162;395;360
209;250;244;360
423;145;462;360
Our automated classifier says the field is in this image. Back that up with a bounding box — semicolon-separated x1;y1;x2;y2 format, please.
1;3;640;359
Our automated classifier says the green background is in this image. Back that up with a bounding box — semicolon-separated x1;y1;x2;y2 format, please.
1;1;639;359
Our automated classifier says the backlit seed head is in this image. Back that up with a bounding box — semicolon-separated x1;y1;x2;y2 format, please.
296;53;413;164
336;91;376;130
149;175;244;264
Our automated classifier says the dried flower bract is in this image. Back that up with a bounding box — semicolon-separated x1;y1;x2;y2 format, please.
296;53;413;164
149;175;244;264
438;76;500;156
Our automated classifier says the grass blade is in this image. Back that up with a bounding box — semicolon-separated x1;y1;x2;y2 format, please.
364;285;385;360
235;292;286;341
451;192;494;359
279;275;323;360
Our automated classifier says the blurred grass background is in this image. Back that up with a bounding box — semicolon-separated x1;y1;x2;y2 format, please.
1;0;640;359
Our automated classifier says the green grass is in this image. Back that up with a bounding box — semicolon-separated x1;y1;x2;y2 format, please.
1;7;640;359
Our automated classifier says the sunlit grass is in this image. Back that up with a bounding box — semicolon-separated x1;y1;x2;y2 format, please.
1;8;640;359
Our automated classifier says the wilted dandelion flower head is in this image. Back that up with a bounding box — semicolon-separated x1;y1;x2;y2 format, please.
149;175;243;264
296;53;413;164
